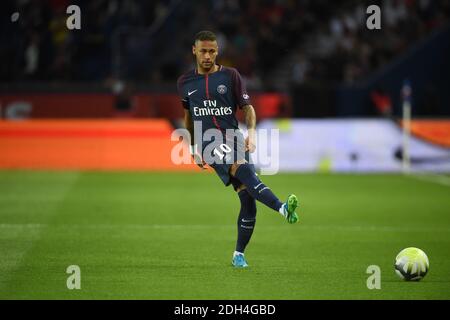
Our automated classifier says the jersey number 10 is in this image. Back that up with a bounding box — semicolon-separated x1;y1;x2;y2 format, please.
213;144;232;160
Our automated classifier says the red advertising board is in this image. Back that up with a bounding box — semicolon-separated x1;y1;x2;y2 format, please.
0;93;291;120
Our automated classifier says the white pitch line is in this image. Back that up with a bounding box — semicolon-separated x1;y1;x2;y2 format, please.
0;173;80;290
406;172;450;187
0;223;449;233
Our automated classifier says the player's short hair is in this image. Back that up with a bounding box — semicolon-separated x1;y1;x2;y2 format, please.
194;30;217;44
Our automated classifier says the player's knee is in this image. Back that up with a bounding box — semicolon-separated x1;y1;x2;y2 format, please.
230;160;247;177
233;163;260;187
236;184;246;193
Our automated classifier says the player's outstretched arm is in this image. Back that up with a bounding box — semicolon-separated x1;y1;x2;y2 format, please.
184;110;207;169
242;105;256;153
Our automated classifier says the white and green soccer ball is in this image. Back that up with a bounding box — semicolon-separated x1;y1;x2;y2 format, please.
394;247;429;281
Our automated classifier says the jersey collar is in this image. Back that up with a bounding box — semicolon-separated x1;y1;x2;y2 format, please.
195;64;222;75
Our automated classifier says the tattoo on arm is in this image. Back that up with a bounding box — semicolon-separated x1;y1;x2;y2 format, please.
242;105;256;135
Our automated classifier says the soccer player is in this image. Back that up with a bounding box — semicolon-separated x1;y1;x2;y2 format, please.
177;30;299;268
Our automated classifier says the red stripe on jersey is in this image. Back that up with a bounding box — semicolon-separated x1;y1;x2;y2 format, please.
205;74;209;99
212;115;222;131
206;71;225;134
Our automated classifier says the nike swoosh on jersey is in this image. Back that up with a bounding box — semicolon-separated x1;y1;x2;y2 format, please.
188;90;197;96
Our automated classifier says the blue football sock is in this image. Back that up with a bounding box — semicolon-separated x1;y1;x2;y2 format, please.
233;163;283;212
236;190;257;253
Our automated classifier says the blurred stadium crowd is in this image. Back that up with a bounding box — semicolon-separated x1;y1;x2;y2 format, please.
0;0;171;82
1;0;449;89
291;0;449;85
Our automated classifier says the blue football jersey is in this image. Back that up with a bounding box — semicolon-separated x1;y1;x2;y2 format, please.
177;65;253;187
177;65;252;137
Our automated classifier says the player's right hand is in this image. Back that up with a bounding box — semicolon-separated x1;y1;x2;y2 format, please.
192;153;207;170
189;144;207;170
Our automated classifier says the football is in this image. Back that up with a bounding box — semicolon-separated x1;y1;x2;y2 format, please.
395;247;429;281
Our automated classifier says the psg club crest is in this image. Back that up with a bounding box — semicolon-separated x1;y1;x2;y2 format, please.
217;85;227;94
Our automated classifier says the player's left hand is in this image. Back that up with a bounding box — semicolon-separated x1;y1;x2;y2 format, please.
245;136;256;153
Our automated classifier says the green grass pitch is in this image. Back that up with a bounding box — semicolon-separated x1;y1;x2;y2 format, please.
0;171;449;299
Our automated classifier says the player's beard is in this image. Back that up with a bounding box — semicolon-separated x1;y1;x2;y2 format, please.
201;61;213;72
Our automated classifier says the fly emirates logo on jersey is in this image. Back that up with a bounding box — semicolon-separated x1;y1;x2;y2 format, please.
192;100;233;117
